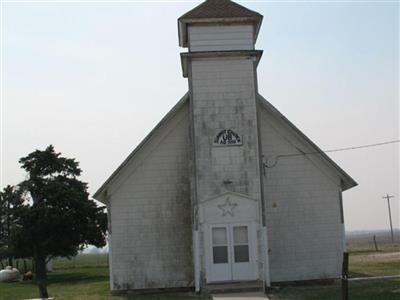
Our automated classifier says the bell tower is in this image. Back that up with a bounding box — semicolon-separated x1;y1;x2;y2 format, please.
179;0;264;204
179;0;269;290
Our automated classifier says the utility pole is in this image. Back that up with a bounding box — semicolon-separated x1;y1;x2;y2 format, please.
382;194;395;243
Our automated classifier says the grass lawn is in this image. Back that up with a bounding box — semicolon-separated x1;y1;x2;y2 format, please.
0;251;399;300
268;279;400;300
268;251;400;300
0;267;208;300
350;253;400;277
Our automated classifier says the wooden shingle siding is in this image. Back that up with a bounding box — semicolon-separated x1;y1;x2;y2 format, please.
190;58;261;202
188;25;254;52
258;103;344;282
108;102;193;291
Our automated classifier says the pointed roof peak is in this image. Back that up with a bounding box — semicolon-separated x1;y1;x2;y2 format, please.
179;0;262;20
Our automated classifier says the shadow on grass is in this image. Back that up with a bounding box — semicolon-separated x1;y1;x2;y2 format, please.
47;271;109;285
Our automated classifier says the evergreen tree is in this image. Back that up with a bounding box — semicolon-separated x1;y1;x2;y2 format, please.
13;145;107;298
0;185;22;267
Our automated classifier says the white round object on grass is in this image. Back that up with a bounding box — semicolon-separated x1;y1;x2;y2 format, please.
0;266;21;282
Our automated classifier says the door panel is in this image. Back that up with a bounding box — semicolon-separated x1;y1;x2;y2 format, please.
212;227;228;264
209;226;232;282
231;225;255;280
233;226;250;263
208;224;257;282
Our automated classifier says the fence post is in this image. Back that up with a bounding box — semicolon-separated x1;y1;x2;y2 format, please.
342;252;349;300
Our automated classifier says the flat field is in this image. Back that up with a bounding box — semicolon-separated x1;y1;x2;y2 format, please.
268;253;400;300
268;232;400;300
0;233;399;300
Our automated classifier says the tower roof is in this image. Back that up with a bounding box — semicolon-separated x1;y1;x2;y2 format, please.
179;0;262;20
178;0;263;47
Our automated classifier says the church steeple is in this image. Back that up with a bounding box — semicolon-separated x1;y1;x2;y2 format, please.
180;0;267;287
179;0;263;78
178;0;263;48
181;0;265;212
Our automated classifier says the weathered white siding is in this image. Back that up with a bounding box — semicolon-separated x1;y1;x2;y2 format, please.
107;102;193;291
190;57;263;279
191;57;262;202
188;25;254;52
258;102;344;282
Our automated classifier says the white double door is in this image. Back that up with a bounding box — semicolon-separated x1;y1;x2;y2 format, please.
207;223;257;283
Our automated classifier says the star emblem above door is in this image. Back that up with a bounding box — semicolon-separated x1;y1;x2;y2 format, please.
218;197;238;216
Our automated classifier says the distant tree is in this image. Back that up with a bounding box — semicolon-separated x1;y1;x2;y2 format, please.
0;185;22;267
12;145;107;298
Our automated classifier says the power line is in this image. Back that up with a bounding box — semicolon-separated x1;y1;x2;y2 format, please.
263;139;400;168
317;139;399;154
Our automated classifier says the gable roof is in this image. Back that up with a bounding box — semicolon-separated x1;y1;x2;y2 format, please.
93;93;189;202
257;94;357;191
94;92;357;202
178;0;263;47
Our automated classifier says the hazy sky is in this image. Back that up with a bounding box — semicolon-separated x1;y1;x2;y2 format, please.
1;0;398;231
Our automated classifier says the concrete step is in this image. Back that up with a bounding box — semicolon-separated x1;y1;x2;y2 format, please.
206;280;264;294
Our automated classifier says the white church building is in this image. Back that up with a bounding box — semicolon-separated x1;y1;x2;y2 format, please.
94;0;357;293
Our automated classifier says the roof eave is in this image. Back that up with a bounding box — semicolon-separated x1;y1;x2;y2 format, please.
93;93;190;202
257;94;358;192
180;50;263;77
